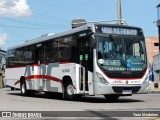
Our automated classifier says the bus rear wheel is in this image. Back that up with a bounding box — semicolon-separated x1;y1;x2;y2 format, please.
20;81;27;96
20;81;35;96
104;95;120;102
11;87;15;90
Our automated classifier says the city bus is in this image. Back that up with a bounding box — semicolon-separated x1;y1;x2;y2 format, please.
5;19;148;101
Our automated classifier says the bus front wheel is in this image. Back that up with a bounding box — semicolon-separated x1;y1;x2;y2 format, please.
104;95;120;102
64;82;75;100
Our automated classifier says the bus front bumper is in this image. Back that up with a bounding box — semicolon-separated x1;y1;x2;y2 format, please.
93;81;148;95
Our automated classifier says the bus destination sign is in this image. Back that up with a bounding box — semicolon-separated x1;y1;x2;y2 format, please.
96;26;142;36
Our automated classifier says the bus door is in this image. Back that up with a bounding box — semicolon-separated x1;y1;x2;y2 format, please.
34;43;43;90
78;37;90;93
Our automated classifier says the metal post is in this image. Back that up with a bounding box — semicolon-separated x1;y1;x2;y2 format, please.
159;26;160;53
117;0;122;25
0;73;2;88
158;26;160;89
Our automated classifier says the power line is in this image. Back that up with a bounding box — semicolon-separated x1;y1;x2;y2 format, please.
32;11;70;23
0;17;70;28
0;24;69;29
0;5;73;49
0;5;71;23
0;24;27;42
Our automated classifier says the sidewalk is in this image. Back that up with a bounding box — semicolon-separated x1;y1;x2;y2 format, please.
148;81;160;94
148;89;160;94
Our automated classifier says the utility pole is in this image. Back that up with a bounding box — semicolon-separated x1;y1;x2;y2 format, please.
117;0;122;25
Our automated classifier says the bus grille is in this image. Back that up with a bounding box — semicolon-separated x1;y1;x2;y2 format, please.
106;73;143;78
112;86;141;93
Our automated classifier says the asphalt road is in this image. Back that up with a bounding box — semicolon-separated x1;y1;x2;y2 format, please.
0;88;160;120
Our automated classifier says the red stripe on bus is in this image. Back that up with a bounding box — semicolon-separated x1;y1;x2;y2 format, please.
6;62;73;69
14;75;62;86
25;75;62;83
14;75;77;90
14;80;20;86
6;65;32;69
59;62;72;64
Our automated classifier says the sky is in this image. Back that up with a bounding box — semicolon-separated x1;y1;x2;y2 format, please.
0;0;159;50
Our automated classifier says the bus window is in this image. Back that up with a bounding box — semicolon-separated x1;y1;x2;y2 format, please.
6;50;15;67
43;41;57;63
133;43;140;57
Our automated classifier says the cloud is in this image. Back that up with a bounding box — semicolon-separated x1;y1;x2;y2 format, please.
0;0;32;17
0;33;7;47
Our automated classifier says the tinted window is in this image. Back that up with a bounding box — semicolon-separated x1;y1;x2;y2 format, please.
43;36;77;63
6;45;34;67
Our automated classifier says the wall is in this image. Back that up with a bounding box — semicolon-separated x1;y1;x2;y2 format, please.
145;37;159;65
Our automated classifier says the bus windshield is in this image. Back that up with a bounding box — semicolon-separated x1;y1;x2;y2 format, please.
96;35;147;72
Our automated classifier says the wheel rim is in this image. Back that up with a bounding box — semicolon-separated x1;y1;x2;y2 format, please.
67;85;74;95
21;83;25;94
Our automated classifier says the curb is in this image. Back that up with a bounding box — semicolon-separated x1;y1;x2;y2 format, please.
148;89;160;94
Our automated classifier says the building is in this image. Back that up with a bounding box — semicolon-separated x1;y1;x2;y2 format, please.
145;37;159;65
0;49;6;88
0;49;6;70
151;4;160;86
157;4;160;51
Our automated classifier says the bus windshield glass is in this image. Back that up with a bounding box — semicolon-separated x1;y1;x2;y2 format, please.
96;35;147;72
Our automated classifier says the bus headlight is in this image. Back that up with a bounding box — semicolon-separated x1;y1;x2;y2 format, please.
96;72;109;84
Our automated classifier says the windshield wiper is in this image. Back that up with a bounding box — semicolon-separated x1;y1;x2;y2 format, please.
109;35;116;43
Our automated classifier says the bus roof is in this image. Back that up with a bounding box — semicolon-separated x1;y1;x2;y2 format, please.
7;23;143;50
8;24;92;50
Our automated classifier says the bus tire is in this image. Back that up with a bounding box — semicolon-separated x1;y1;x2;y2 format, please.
104;95;120;102
11;87;15;90
27;90;36;96
45;92;53;98
20;80;27;96
20;80;36;96
64;82;75;100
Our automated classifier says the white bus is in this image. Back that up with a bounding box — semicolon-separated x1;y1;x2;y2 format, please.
5;19;148;101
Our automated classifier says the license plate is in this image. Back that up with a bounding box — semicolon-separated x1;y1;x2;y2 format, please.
122;90;132;94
